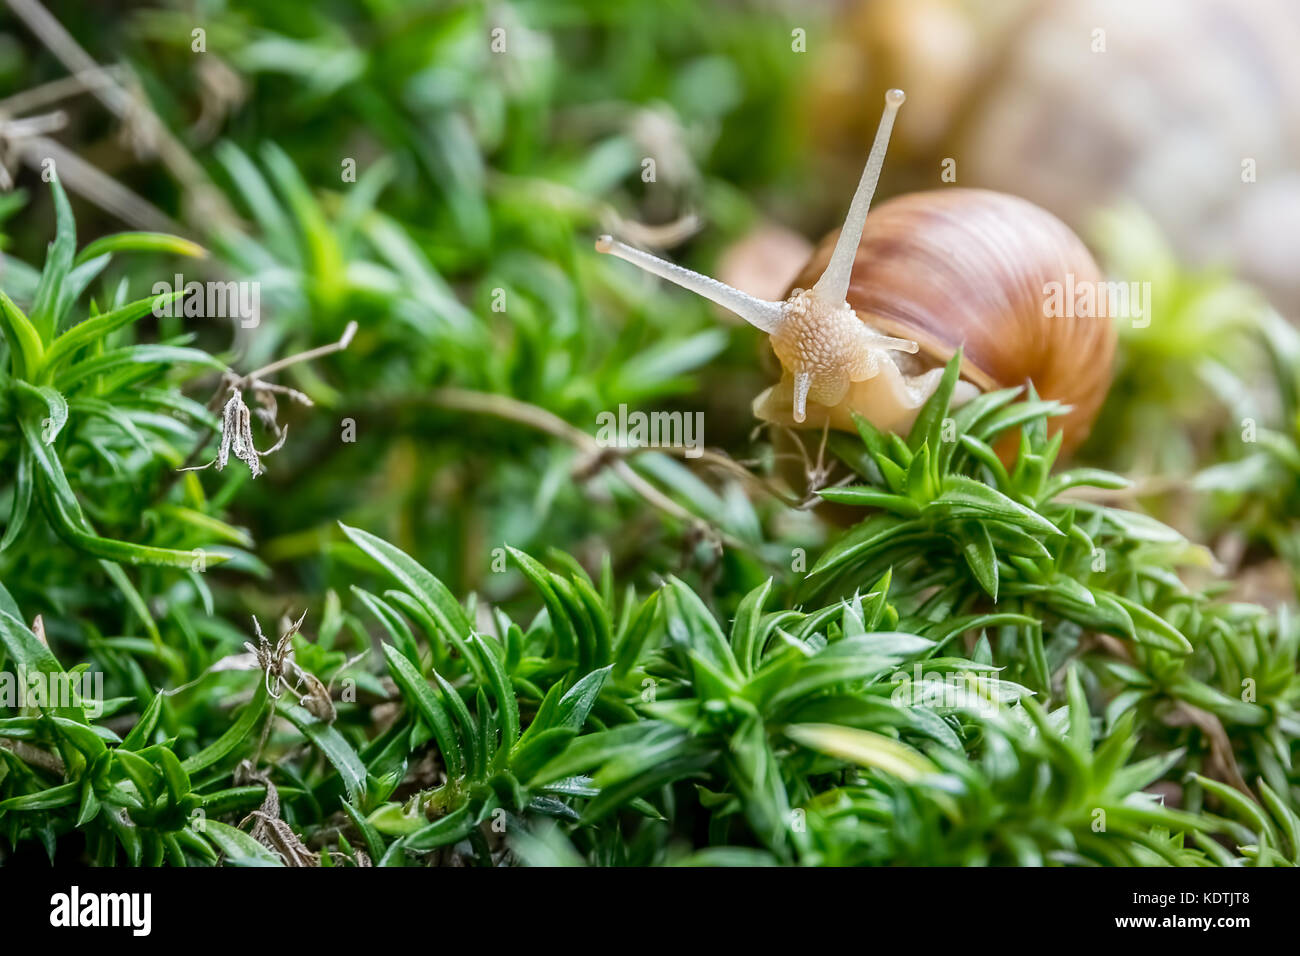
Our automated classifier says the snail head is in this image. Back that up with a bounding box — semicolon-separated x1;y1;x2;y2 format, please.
596;89;916;424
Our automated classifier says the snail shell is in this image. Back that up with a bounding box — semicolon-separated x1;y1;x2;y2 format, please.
759;188;1114;453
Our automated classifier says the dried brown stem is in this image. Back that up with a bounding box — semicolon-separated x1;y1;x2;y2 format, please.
0;65;129;116
0;739;65;775
428;387;762;551
3;0;238;227
243;321;358;382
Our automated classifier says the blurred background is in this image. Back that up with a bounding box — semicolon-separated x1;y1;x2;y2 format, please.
2;0;1298;630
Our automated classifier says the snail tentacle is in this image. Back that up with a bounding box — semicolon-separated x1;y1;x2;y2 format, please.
770;88;914;424
813;88;906;305
792;371;813;423
594;234;784;333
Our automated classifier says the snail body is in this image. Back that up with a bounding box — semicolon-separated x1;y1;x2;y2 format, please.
597;90;1116;455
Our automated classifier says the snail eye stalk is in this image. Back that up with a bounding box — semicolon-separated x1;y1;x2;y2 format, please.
594;235;784;333
812;88;905;306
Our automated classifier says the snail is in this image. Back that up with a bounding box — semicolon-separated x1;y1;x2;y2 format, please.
596;89;1115;453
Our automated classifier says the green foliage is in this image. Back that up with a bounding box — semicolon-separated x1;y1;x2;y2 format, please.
5;451;1294;865
0;183;257;642
1195;312;1300;581
101;0;820;599
1083;206;1269;475
0;0;1296;869
811;356;1208;696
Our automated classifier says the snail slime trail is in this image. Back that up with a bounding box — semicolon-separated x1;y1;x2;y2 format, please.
596;87;1116;454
